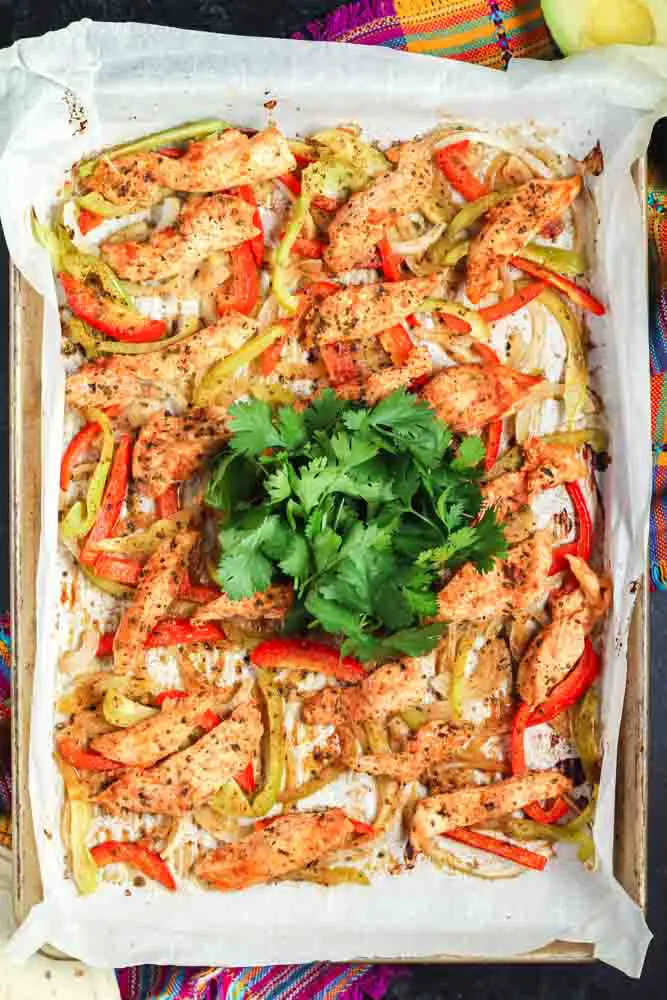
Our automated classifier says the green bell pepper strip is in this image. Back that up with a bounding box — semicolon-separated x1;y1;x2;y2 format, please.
62;408;115;543
194;323;286;405
31;209;63;269
249;669;286;817
365;721;401;831
539;427;609;453
538;287;587;429
77;190;148;219
518;243;587;278
66;317;100;360
278;766;343;804
504;796;596;865
447;191;507;241
289;866;370;887
272;195;311;313
312;129;388;178
79;565;135;598
402;707;427;732
574;686;601;784
77;118;230;177
209;777;253;817
422;297;491;343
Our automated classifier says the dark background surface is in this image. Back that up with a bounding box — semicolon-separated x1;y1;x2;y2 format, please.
0;3;665;997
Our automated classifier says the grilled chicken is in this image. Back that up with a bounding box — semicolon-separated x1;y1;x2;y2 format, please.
436;530;553;623
66;314;258;414
325;141;434;273
302;659;428;727
101;194;258;282
421;362;543;434
133;407;229;497
192;583;294;623
96;701;262;814
194;809;355;890
91;688;234;767
517;555;610;706
411;771;571;846
304;276;440;345
112;533;197;675
466;176;582;303
483;438;587;520
80;152;166;211
347;721;474;782
57;708;116;749
365;345;433;405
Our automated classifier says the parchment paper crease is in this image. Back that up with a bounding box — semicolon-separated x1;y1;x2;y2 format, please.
0;19;665;976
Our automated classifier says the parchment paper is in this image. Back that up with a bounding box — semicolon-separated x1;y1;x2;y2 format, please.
0;19;665;977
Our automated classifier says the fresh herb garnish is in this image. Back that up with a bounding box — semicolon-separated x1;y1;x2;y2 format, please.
205;390;507;661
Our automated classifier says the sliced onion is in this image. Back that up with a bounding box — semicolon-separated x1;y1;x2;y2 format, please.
389;223;445;257
257;292;279;328
433;130;554;179
60;628;100;674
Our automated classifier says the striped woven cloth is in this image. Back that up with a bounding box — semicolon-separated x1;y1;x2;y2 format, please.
649;187;667;588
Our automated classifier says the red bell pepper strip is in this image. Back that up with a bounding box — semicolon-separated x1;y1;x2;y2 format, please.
78;207;104;235
479;281;546;323
446;827;547;871
523;797;570;825
435;141;489;202
96;631;115;658
438;312;472;335
155;484;180;519
79;433;133;567
511;704;569;824
472;342;500;366
235;761;256;795
511;257;606;316
380;325;413;366
60;422;102;490
146;618;226;649
260;336;286;376
292;236;324;259
90;841;177;890
157;146;183;158
59;273;167;343
549;481;592;575
528;639;600;728
378;237;403;281
278;172;302;196
231;185;264;266
348;818;376;838
484;420;502;472
57;737;123;773
155;689;187;707
320;342;361;385
313;194;340;212
196;709;221;732
178;579;221;604
251;638;367;683
216;241;259;316
93;553;144;587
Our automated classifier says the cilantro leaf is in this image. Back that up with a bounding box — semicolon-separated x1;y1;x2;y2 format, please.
330;431;379;467
265;465;291;505
216;548;274;600
453;435;485;470
304;389;343;431
277;406;307;451
305;594;366;637
228;400;282;456
279;535;310;579
376;623;446;657
205;454;259;516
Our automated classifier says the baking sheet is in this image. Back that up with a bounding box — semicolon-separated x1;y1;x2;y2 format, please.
0;19;665;976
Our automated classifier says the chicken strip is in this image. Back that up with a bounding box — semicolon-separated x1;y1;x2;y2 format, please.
466;176;582;303
421;362;543;435
91;688;234;767
102;194;258;282
325;141;434;273
483;438;587;520
96;701;262;815
348;721;474;782
302;659;428;727
154;127;296;193
112;533;197;675
365;346;433;405
517;555;610;706
411;771;571;846
133;407;229;497
66;314;257;414
192;583;294;623
80;152;166;211
194;809;355;890
436;530;553;623
304;276;440;346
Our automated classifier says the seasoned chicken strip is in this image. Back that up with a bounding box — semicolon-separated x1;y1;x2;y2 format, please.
325;141;434;273
57;708;116;750
80;152;166;211
305;276;440;346
411;771;571;845
437;530;553;623
466;176;582;303
112;533;197;675
154;127;296;193
302;659;428;726
192;584;294;623
365;346;433;405
66;314;257;414
102;194;258;282
518;556;610;706
96;701;262;815
133;407;229;497
91;688;234;767
483;438;587;520
348;721;474;782
194;809;355;890
421;362;543;434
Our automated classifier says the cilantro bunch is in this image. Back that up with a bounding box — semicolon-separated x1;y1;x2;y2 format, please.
205;390;506;661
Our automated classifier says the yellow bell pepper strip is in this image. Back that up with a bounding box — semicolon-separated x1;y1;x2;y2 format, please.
538;287;588;428
513;257;605;316
573;686;601;784
68;799;98;894
278;766;344;805
422;297;490;343
517;243;587;278
102;689;157;728
60;273;167;343
77;118;230;177
450;635;474;719
62;408;114;543
90;840;177;890
447;191;507;241
194;323;286;405
289;866;371;887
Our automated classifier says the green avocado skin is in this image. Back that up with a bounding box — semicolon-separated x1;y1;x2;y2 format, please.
542;0;666;54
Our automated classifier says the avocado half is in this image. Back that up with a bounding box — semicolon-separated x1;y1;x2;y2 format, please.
542;0;667;53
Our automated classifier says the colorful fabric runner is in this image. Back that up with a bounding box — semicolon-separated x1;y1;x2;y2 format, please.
649;188;667;588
